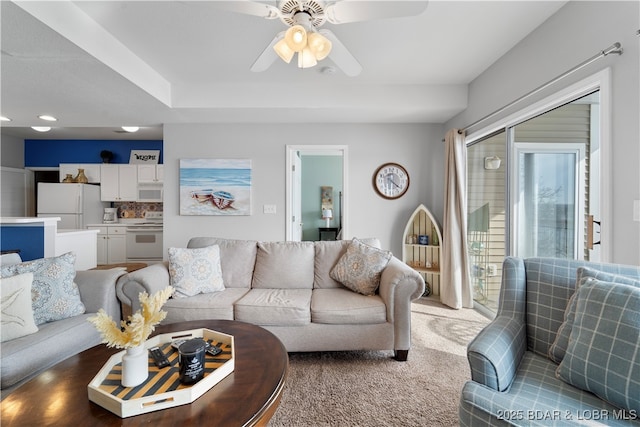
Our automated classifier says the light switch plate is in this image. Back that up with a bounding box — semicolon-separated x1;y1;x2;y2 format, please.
634;200;640;222
263;204;276;214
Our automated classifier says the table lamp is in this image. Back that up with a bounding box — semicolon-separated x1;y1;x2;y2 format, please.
322;209;333;227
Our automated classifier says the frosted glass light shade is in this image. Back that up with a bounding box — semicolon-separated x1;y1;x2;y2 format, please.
274;39;295;63
298;47;317;68
307;32;332;60
284;25;307;52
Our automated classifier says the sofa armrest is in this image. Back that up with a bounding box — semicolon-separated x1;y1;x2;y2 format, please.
379;257;426;357
467;316;526;391
75;268;125;321
115;262;170;313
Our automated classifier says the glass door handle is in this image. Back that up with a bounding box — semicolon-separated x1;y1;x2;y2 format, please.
587;215;601;250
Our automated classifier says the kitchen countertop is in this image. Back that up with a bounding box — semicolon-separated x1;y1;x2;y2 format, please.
0;217;61;225
86;222;163;228
57;229;99;235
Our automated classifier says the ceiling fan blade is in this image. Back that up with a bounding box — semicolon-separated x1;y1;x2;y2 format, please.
212;1;281;19
319;29;362;77
325;1;428;24
250;32;284;72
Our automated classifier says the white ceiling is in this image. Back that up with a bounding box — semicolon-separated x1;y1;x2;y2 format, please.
1;0;567;140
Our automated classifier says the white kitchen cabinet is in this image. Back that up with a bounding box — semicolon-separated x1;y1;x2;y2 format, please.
59;163;101;183
88;225;126;264
137;164;163;183
100;164;137;201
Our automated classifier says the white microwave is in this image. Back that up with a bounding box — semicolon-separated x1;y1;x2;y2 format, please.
137;184;163;202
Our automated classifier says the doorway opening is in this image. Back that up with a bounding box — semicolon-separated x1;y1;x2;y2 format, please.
286;145;348;241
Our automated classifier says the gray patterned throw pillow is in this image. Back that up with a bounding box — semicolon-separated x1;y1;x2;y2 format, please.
330;238;392;296
168;245;225;298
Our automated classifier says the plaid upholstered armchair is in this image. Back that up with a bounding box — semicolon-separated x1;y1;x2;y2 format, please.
459;257;640;426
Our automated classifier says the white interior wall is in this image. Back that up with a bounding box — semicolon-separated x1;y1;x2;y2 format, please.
446;1;640;264
163;123;445;257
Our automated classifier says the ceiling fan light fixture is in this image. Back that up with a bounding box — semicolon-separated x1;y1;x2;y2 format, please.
284;25;307;52
298;46;318;69
274;38;295;63
307;32;332;61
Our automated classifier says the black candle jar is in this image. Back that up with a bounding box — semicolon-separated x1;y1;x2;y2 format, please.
178;338;207;385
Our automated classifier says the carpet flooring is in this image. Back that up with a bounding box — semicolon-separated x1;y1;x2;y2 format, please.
268;297;491;426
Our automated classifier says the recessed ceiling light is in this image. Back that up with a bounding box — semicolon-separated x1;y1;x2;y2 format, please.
121;126;139;133
38;114;57;122
0;116;11;122
32;126;51;132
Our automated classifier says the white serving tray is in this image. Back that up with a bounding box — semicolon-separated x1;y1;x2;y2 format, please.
87;328;234;418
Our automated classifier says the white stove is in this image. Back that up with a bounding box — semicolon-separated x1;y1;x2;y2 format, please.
125;212;163;262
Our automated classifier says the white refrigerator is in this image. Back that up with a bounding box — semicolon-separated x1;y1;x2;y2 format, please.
37;183;108;229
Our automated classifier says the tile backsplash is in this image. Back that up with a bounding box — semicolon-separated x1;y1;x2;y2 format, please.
114;202;163;219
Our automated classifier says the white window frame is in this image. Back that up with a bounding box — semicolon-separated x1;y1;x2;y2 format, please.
466;68;612;261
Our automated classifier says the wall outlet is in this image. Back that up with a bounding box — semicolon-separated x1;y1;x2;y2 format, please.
263;204;276;214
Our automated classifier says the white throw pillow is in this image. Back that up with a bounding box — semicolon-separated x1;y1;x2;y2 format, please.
168;245;225;298
1;273;39;342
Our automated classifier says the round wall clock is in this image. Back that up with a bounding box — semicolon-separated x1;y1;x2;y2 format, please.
373;163;410;199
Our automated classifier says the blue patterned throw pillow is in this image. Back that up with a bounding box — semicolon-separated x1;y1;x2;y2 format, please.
329;238;392;296
0;252;84;325
555;278;640;413
168;245;225;298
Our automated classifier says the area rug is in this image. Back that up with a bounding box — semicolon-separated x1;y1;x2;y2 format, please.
268;297;491;427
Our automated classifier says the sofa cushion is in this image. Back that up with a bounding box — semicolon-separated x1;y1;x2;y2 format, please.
187;238;257;288
556;278;640;413
314;238;381;289
330;238;392;296
0;252;85;325
1;313;101;389
311;288;387;324
234;289;312;326
549;267;640;364
252;242;315;289
1;273;38;342
162;288;250;322
168;245;225;298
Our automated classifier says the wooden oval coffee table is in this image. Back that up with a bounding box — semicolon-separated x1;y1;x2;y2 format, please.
1;320;288;426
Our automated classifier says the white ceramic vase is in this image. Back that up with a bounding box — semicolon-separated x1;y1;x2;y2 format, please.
121;345;148;388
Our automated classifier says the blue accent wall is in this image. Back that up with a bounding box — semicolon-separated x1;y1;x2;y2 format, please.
25;140;163;167
1;225;44;261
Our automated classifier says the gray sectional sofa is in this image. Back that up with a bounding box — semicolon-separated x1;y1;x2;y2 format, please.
1;266;123;393
460;257;640;426
116;237;425;360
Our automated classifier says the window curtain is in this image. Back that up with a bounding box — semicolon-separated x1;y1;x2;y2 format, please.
441;129;474;309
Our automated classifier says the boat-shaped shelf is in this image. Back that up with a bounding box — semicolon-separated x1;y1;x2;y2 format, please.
88;328;235;418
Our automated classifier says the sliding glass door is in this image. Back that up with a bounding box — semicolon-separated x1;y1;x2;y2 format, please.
467;90;601;311
512;143;585;259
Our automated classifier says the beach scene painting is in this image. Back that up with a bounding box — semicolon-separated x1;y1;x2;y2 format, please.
180;159;251;215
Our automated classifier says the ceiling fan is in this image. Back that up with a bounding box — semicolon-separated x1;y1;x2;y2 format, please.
213;1;429;76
